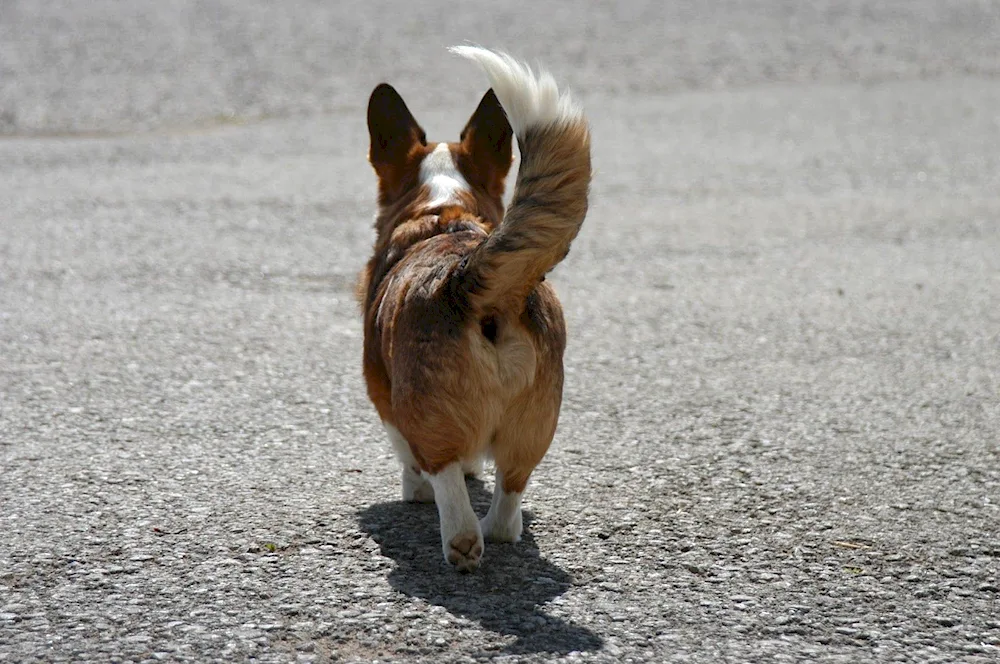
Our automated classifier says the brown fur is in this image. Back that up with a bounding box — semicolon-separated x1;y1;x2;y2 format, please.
358;81;588;496
457;123;591;314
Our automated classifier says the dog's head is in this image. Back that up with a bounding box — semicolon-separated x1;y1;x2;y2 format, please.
367;84;513;227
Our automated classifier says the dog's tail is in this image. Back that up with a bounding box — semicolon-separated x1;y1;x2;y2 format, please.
449;46;591;313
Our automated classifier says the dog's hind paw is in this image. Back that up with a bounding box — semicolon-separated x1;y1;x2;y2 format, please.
402;466;435;503
446;531;484;572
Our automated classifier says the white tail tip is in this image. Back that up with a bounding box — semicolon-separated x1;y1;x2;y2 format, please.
449;45;582;137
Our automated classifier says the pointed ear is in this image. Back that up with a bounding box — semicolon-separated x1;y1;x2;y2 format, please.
367;83;426;171
459;89;513;195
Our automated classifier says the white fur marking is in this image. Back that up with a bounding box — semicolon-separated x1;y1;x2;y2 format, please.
419;143;469;208
461;456;485;477
449;45;582;138
479;469;523;542
383;421;412;462
383;421;433;502
427;462;483;568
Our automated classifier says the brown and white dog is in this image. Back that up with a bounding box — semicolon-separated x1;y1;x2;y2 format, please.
358;47;590;571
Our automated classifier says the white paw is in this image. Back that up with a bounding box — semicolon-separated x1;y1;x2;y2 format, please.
480;469;524;542
445;529;484;572
402;466;434;503
480;508;522;542
428;462;484;572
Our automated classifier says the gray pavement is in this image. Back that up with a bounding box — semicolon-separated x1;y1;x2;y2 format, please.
1;1;999;662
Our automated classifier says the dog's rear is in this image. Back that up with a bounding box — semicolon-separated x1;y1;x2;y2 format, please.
359;46;590;571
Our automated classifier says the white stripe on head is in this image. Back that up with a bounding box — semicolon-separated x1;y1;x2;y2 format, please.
419;143;470;208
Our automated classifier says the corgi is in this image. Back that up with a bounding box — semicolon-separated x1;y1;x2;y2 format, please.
358;46;591;571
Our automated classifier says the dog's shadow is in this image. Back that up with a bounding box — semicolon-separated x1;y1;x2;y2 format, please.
357;477;603;655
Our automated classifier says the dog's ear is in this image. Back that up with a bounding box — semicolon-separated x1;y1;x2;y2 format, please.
367;84;426;172
459;89;513;196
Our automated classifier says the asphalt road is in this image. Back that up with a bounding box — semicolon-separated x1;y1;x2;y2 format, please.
2;1;999;662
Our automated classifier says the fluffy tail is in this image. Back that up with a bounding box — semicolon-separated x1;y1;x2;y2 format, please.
449;46;591;312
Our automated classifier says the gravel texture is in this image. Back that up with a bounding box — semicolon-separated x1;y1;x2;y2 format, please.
1;1;999;662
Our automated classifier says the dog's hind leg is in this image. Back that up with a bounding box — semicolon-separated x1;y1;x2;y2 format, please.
384;422;434;503
427;462;484;571
482;383;560;543
480;467;524;542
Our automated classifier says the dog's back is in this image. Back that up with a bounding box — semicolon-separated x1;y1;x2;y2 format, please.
359;47;590;571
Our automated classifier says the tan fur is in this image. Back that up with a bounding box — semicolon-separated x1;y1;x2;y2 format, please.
358;59;589;566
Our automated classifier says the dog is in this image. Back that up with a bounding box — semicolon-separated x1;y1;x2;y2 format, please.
358;46;591;571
